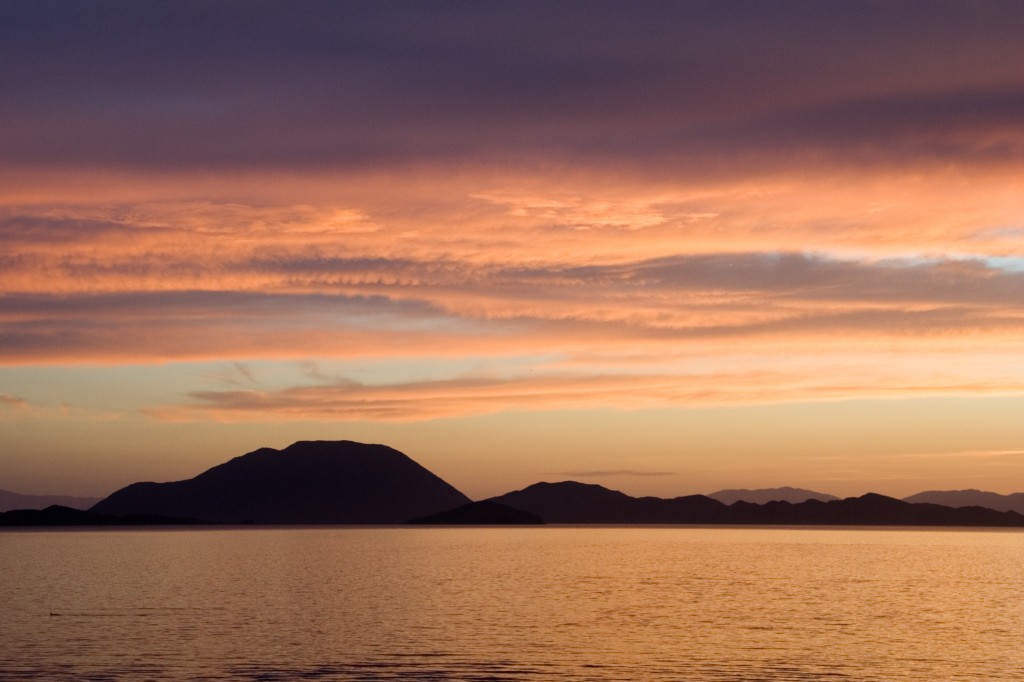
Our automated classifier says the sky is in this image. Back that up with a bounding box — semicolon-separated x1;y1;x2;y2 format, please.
2;1;1023;501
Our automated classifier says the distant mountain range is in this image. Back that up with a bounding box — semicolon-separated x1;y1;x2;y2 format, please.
488;482;1024;527
5;441;1024;526
0;489;101;513
0;483;846;514
903;490;1024;515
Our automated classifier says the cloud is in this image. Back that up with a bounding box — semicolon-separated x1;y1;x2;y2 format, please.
3;4;1024;417
2;246;1023;364
3;3;1024;175
0;290;503;363
144;365;1024;424
0;213;137;245
514;252;1024;306
0;393;29;409
196;362;261;389
549;469;676;478
474;192;666;230
895;449;1024;461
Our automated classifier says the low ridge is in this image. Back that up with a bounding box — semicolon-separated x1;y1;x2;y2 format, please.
489;481;726;523
0;505;205;526
488;482;1024;526
407;500;544;525
903;490;1024;515
0;489;102;512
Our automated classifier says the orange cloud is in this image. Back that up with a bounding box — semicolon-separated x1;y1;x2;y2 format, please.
0;393;29;410
144;359;1024;423
2;145;1023;421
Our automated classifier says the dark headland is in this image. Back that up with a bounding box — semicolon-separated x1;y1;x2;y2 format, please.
4;440;1024;527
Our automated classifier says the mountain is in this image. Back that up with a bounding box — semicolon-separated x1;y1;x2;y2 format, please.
407;500;544;525
903;490;1024;514
0;489;101;512
708;487;838;505
489;481;727;523
91;440;470;524
489;481;1024;526
727;494;1024;526
0;505;206;526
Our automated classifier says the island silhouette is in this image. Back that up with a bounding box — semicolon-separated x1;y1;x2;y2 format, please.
3;440;1024;527
90;440;470;524
487;482;1024;526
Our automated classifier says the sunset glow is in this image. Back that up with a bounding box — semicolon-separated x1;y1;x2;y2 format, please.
2;2;1023;499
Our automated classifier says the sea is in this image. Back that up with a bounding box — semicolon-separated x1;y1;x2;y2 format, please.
2;526;1022;680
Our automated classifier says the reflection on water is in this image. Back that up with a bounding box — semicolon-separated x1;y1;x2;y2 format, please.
2;526;1023;680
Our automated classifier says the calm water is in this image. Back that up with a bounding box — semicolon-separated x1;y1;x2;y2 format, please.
2;526;1023;680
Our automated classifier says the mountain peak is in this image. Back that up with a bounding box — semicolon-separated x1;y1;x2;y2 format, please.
91;440;469;524
708;487;838;505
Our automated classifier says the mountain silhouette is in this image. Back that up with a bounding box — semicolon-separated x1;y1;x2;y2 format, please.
91;440;469;524
0;505;205;526
903;489;1024;515
727;493;1024;526
0;488;101;512
489;481;726;523
489;482;1024;526
407;500;544;525
707;486;838;505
